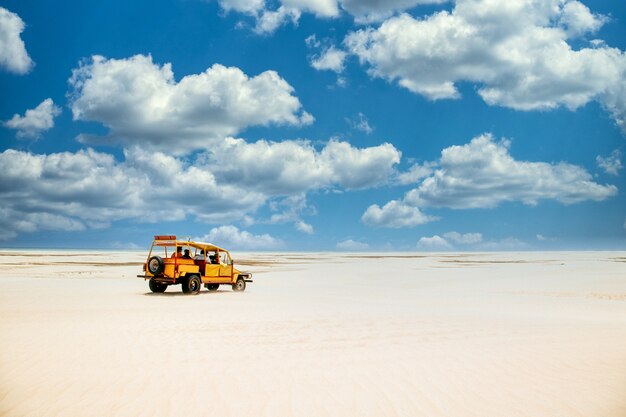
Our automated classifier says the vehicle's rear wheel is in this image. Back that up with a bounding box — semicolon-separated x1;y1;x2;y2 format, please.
147;256;164;275
232;278;246;292
182;275;201;295
149;278;167;293
204;283;219;291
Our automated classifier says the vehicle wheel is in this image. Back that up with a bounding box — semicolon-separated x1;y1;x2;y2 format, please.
147;256;164;275
204;284;219;291
232;278;246;292
182;275;201;295
149;278;167;293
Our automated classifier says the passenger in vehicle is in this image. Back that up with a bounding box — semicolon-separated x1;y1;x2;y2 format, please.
194;249;205;261
172;246;182;258
182;249;192;259
210;252;220;264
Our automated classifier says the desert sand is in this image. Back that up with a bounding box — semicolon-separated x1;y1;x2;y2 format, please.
0;250;625;417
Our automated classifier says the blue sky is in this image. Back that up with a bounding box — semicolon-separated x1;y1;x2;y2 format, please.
1;0;625;251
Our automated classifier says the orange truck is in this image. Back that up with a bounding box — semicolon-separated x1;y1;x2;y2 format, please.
137;235;252;294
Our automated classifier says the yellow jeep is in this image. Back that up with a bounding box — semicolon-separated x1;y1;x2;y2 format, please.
137;235;253;295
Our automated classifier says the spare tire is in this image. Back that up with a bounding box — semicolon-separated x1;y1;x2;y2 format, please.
147;255;164;275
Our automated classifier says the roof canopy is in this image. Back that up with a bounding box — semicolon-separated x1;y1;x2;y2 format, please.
152;236;226;252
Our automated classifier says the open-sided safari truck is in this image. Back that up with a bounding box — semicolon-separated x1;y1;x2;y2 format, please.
137;235;252;294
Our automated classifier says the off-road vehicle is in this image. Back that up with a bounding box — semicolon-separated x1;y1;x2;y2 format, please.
137;235;252;294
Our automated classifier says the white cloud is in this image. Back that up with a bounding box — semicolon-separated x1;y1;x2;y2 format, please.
336;239;369;250
416;235;452;250
3;98;61;138
219;0;338;33
218;0;265;14
310;46;347;73
217;0;446;31
443;231;482;244
405;134;617;208
282;0;340;17
340;0;447;23
347;112;373;134
558;1;606;38
345;0;626;133
362;200;436;228
255;7;301;34
0;7;33;74
0;147;267;240
208;137;401;194
68;54;312;154
397;162;434;185
596;149;622;176
295;220;314;234
0;132;401;239
195;225;283;250
364;133;617;228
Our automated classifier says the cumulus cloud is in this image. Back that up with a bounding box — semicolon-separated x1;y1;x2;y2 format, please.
195;225;283;250
310;45;347;73
207;137;401;194
0;132;400;239
405;134;617;208
416;235;452;250
364;133;617;228
68;54;312;154
362;200;435;228
3;99;61;138
596;149;622;176
396;162;434;185
345;0;626;133
0;7;33;74
0;148;267;240
219;0;338;33
218;0;445;31
340;0;447;23
336;239;369;250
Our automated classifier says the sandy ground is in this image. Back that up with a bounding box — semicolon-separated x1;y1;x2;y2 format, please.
0;250;625;417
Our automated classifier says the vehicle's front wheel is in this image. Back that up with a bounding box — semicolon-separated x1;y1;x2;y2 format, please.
204;283;219;291
182;275;201;295
149;278;167;293
232;278;246;292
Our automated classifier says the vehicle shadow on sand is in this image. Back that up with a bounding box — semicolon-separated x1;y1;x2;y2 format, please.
142;290;235;297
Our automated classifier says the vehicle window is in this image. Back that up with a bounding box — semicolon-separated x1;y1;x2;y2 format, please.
220;252;229;264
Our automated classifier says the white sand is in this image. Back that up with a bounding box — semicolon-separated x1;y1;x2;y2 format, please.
1;250;625;417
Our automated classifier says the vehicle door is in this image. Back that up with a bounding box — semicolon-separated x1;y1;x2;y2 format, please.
204;251;220;279
219;252;233;281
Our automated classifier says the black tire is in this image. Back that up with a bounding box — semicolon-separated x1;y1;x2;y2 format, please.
232;278;246;292
147;256;164;275
204;283;219;291
182;275;201;295
149;278;167;293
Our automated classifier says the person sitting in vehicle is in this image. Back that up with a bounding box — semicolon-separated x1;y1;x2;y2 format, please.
171;246;182;258
194;249;204;261
182;249;192;259
210;252;220;264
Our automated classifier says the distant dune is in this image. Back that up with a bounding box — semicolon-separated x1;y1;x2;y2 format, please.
1;251;625;417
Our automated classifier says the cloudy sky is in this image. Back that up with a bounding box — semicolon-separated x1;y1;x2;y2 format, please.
1;0;625;251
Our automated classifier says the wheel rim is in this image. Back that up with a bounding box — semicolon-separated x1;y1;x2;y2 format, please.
237;280;243;289
190;278;198;291
149;259;159;272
